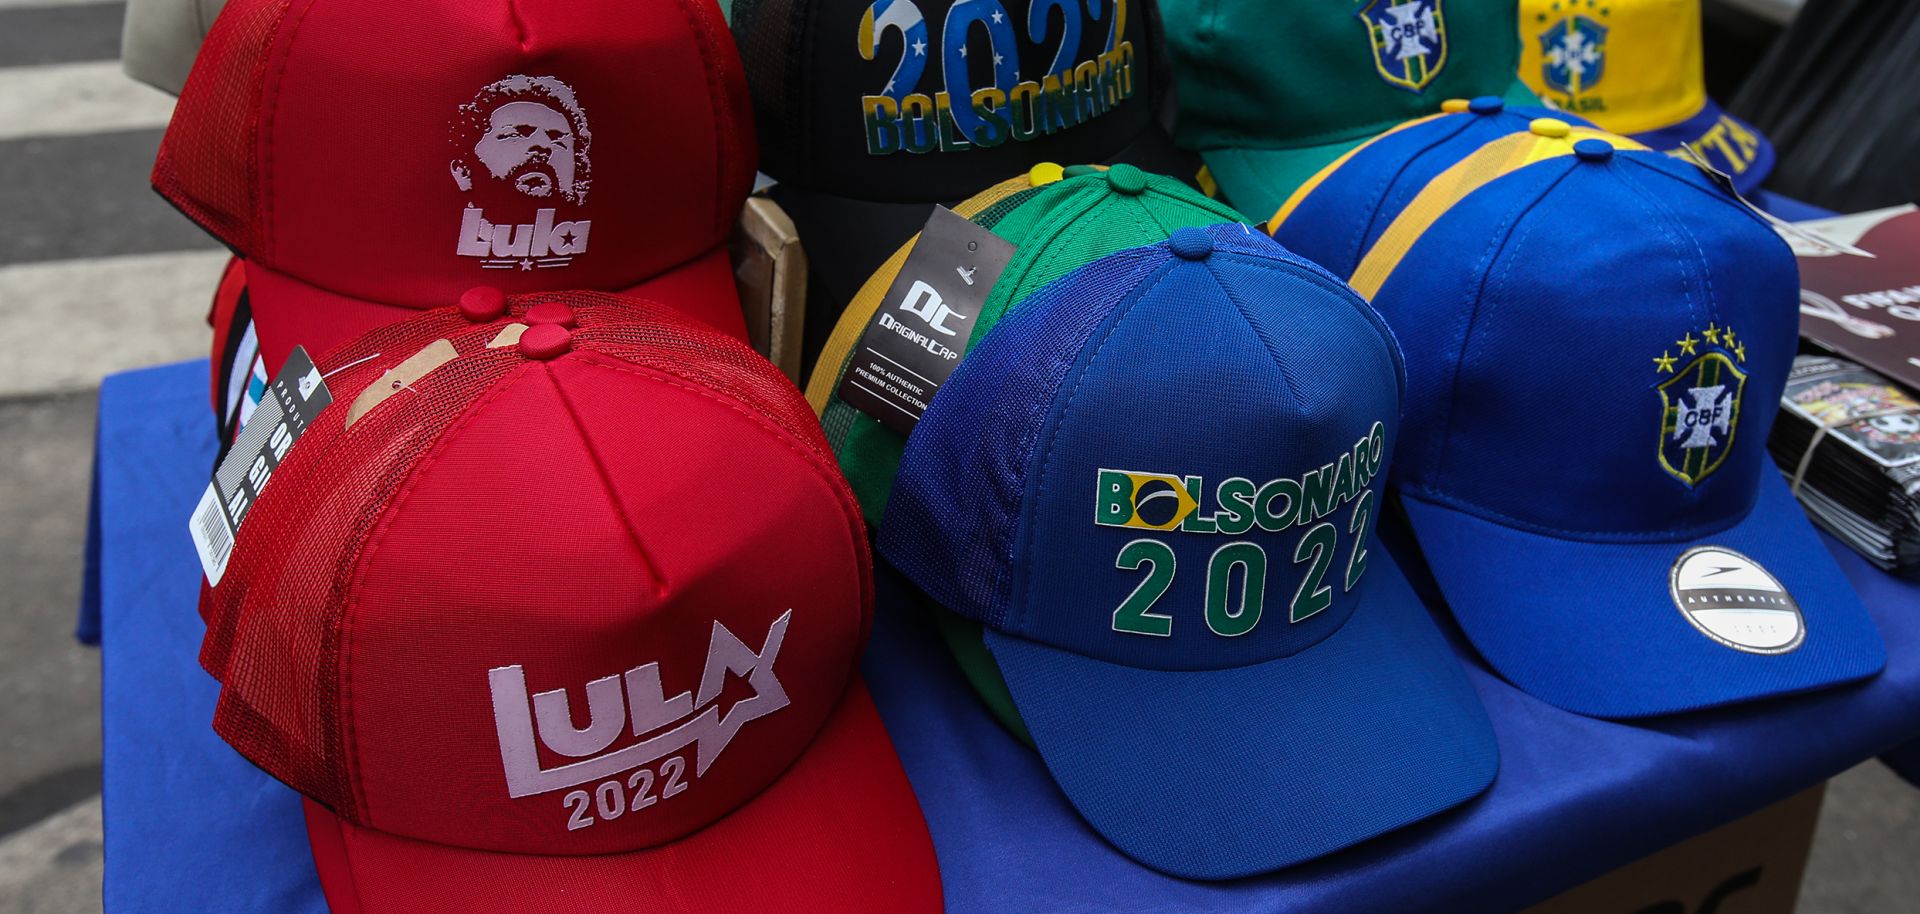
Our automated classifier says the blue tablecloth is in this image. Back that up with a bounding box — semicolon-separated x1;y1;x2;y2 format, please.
90;360;1920;913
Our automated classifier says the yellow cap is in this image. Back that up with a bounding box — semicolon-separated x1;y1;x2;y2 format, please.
1440;98;1471;114
1529;117;1571;138
1517;0;1710;136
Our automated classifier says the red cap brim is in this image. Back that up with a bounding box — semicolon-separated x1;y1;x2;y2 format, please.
242;246;750;374
304;677;942;914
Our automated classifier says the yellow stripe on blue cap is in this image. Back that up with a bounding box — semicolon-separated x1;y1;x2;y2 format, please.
1347;123;1647;300
1267;112;1448;232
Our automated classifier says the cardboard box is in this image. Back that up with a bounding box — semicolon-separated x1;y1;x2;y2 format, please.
729;195;808;383
1525;784;1825;914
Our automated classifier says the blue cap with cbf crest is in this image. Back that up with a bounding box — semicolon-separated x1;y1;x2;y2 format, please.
1349;135;1885;720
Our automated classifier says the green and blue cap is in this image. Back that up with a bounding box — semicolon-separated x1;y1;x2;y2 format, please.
878;224;1499;878
1160;0;1539;222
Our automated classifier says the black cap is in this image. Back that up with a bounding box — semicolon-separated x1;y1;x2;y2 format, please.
731;0;1198;370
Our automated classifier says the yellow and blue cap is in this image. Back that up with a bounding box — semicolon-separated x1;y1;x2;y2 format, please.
1267;99;1597;279
1519;0;1775;193
1355;137;1883;719
877;225;1497;878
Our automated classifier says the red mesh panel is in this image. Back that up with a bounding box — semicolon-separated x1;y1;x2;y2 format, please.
198;292;859;823
151;0;293;255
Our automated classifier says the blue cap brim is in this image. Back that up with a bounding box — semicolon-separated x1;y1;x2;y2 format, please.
983;545;1498;880
1401;470;1885;720
1628;98;1776;196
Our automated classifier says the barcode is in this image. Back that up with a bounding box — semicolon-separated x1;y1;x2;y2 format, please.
196;498;233;566
189;484;236;585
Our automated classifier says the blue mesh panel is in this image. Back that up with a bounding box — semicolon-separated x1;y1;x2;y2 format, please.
879;246;1177;629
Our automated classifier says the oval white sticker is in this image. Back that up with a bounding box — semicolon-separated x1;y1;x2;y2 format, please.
1669;547;1804;654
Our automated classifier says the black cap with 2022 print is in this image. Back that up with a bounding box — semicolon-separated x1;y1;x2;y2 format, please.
729;0;1199;370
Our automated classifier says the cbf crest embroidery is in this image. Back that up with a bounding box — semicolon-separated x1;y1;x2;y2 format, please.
1538;15;1607;97
1534;0;1610;112
1654;323;1748;487
1356;0;1447;93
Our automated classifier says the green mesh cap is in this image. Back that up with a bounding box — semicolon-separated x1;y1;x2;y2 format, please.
821;163;1247;524
1160;0;1539;221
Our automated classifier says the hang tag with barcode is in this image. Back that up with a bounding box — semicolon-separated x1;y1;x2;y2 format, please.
190;345;333;585
836;206;1016;434
1675;143;1873;259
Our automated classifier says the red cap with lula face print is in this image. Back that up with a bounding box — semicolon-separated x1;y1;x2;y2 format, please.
157;0;756;394
196;291;942;913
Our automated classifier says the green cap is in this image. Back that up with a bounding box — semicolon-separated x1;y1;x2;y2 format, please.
814;163;1247;524
1162;0;1540;223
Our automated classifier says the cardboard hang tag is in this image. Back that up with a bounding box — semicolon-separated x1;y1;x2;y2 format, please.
345;338;460;429
836;206;1017;434
189;346;333;585
1675;143;1873;259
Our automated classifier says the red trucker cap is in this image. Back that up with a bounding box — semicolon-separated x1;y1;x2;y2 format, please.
196;292;941;912
156;0;756;381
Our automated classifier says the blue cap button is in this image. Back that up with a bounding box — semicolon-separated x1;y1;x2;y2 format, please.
1168;227;1213;260
1468;95;1504;115
1573;139;1615;163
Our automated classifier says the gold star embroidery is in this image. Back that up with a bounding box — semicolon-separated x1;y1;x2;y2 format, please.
1722;328;1738;349
1654;351;1678;373
1676;333;1698;355
1702;323;1720;344
1735;343;1747;362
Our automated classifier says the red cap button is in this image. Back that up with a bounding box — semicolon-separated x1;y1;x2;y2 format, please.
525;301;577;327
458;286;507;322
519;323;573;360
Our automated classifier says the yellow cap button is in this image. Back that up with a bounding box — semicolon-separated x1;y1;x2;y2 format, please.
1028;162;1064;186
1529;117;1571;139
1440;98;1470;113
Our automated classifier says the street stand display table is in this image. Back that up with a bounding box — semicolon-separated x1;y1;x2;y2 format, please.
85;360;1920;913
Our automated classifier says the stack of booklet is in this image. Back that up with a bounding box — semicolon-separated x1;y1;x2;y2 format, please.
1770;204;1920;573
1770;355;1920;573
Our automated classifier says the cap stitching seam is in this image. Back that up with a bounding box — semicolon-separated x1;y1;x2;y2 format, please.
1201;256;1304;403
1014;260;1179;630
544;365;668;593
1209;246;1409;409
997;188;1106;315
258;0;325;265
1616;165;1720;330
668;0;738;240
1619;156;1786;242
339;358;538;823
1428;164;1579;490
566;352;873;624
1400;483;1750;543
1358;117;1476;269
1614;162;1769;520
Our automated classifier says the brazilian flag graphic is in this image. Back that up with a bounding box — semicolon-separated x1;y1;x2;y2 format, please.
1095;470;1200;530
